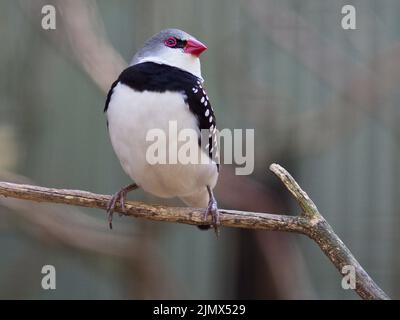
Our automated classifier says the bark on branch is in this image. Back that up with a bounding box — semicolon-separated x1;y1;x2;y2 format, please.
0;164;389;300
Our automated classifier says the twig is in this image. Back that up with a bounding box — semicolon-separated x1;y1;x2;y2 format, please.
269;164;389;300
0;180;303;232
0;164;389;300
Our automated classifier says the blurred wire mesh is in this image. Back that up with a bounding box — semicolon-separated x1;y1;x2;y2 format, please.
0;0;399;299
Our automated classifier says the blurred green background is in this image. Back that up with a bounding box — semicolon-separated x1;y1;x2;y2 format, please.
1;0;399;299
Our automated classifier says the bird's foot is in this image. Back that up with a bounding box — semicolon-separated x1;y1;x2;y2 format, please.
106;183;138;229
204;186;220;237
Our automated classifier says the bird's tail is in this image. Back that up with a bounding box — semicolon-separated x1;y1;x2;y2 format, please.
197;225;211;230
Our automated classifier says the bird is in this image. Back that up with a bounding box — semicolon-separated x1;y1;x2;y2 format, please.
104;29;220;234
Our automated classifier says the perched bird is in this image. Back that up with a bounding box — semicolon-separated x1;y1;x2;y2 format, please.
104;29;220;233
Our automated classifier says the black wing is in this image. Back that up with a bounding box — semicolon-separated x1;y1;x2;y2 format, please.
185;80;219;169
104;79;119;112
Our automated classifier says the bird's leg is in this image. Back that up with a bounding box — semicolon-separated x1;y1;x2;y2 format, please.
204;185;220;237
107;183;139;229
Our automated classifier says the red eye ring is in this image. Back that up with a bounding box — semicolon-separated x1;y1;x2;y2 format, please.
164;37;177;47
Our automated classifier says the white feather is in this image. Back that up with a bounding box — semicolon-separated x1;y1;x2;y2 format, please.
106;83;218;207
136;53;203;80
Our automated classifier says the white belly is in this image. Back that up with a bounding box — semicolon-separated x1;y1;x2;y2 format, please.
106;83;218;201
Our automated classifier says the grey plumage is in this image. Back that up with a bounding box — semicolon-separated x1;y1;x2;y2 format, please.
131;29;191;65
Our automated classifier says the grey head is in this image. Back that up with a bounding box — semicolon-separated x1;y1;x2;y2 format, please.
131;28;207;78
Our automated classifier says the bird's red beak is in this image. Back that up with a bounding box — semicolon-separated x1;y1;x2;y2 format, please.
184;38;207;56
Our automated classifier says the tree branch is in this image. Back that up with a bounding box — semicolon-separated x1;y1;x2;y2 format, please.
269;164;389;300
0;164;389;300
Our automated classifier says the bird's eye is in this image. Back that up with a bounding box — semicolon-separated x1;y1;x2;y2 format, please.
164;37;177;47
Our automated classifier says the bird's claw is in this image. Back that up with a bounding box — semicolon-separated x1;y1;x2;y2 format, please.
106;189;128;229
204;197;220;237
106;183;138;229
